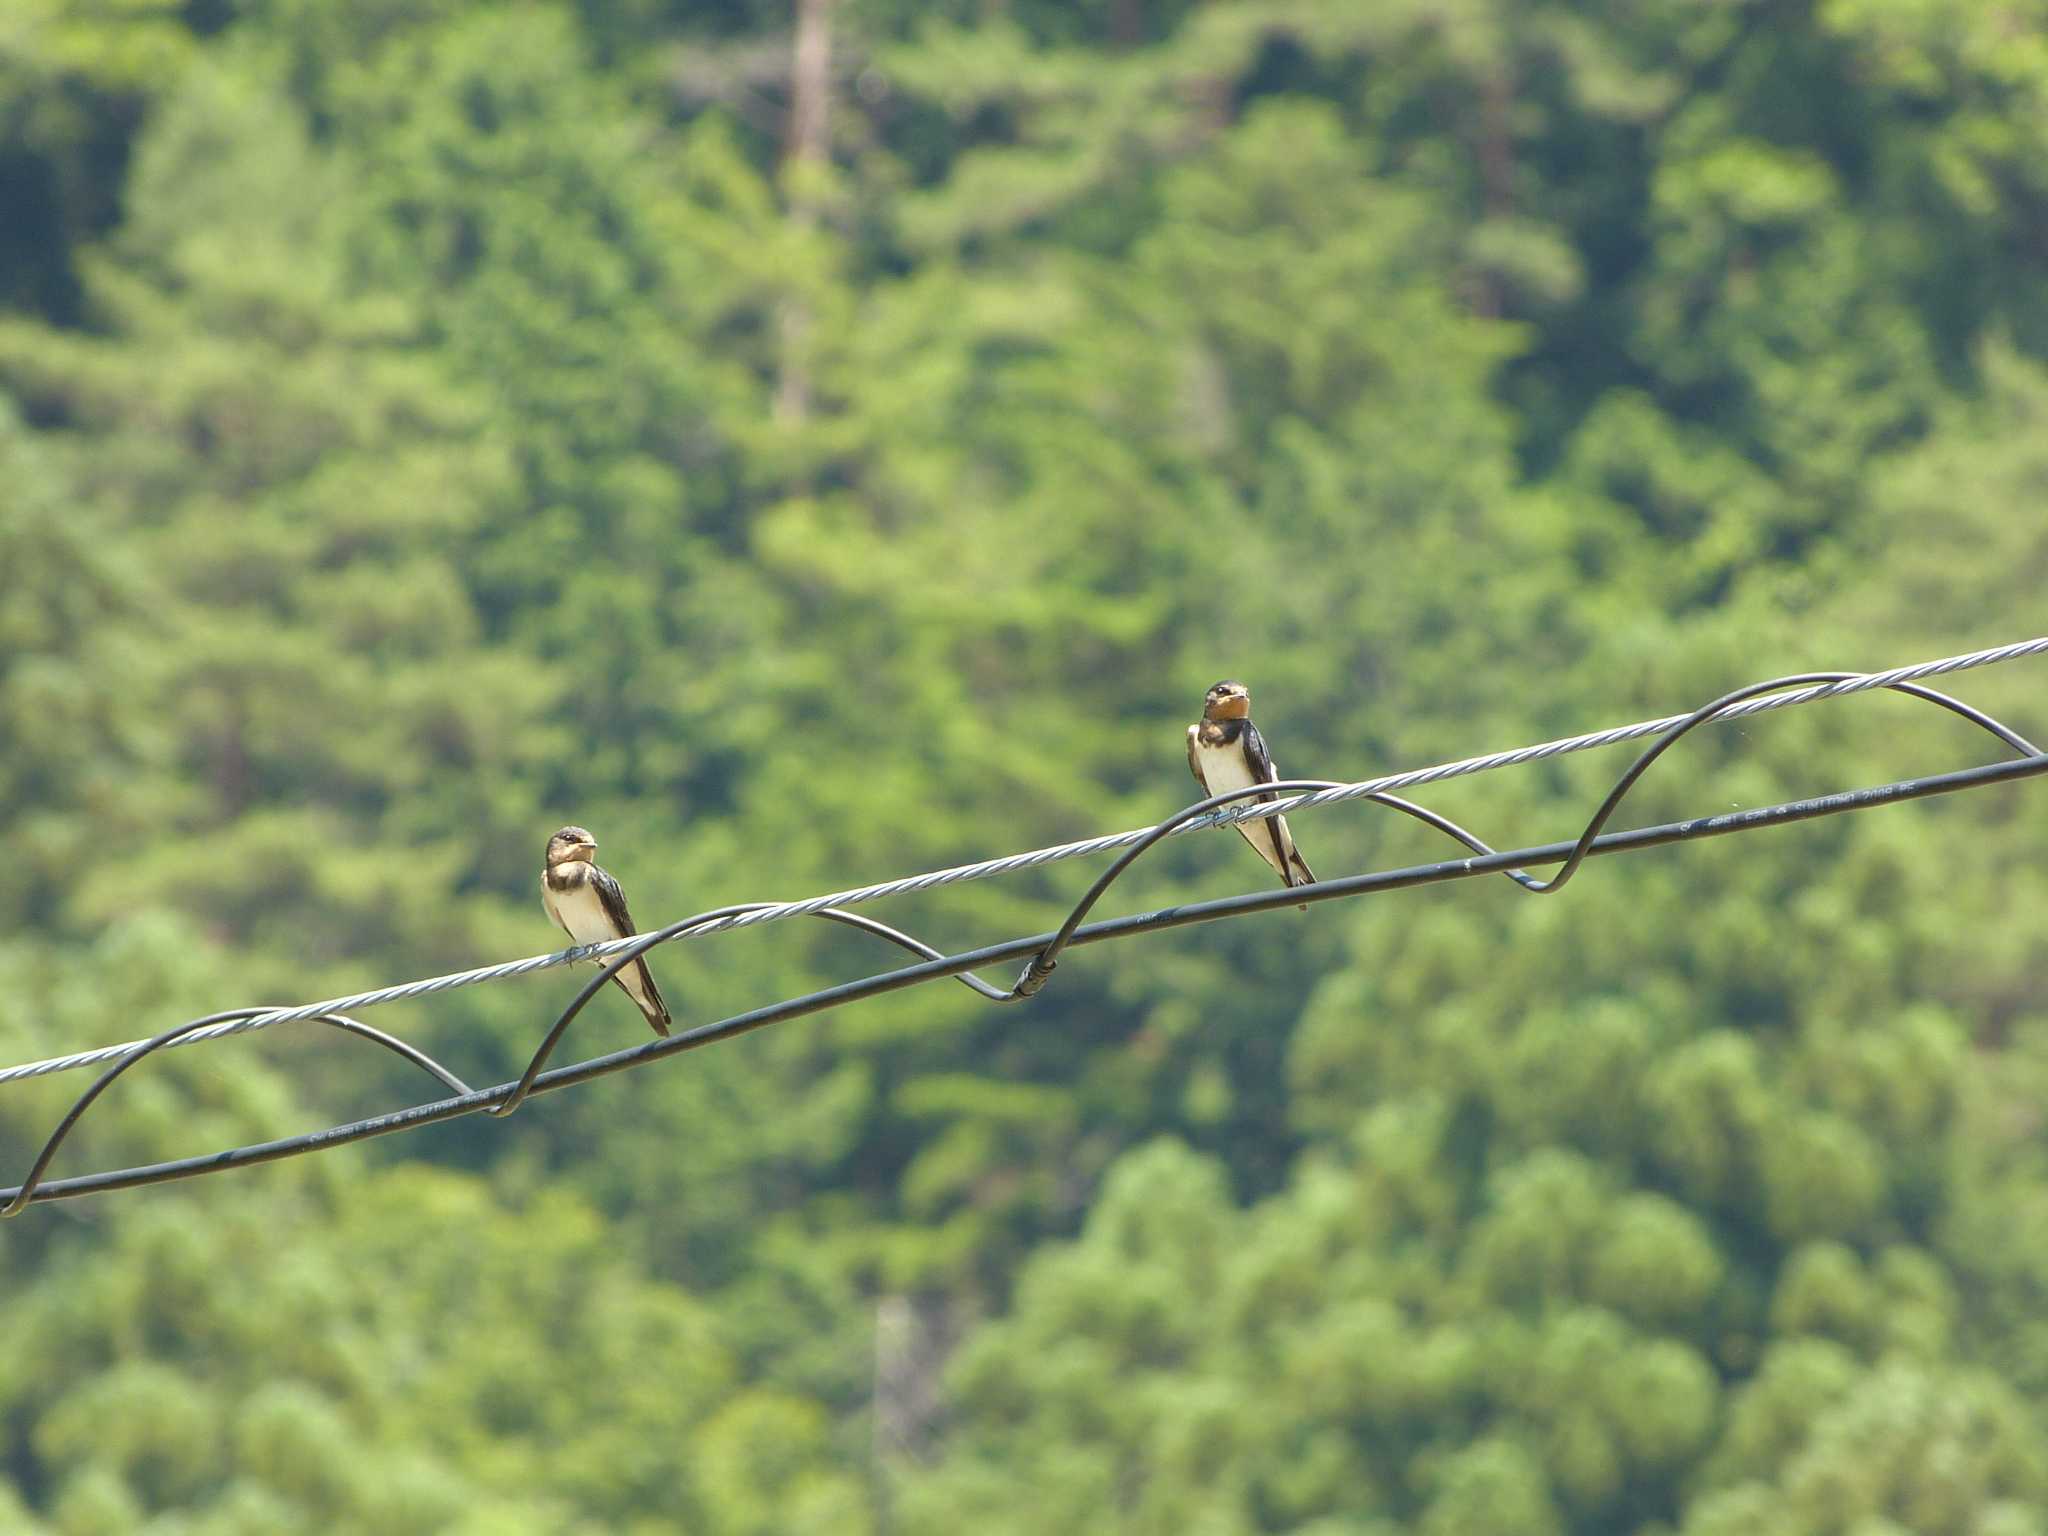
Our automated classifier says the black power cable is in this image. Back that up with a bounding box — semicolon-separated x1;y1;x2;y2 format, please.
5;750;2042;1210
2;671;2040;1213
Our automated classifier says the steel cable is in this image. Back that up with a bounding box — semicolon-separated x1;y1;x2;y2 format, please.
2;634;2040;1089
0;1007;471;1218
1;663;2040;1212
4;750;2043;1210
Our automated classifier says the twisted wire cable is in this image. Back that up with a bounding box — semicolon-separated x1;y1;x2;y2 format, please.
2;634;2042;1089
11;672;2039;1206
495;782;1544;1116
7;748;2045;1211
19;665;2028;1211
0;1007;472;1218
494;663;2040;1126
488;902;1026;1118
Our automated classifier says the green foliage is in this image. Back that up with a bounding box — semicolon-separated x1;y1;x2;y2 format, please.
2;0;2047;1529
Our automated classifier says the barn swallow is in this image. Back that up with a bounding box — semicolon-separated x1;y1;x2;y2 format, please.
541;826;673;1036
1187;680;1316;910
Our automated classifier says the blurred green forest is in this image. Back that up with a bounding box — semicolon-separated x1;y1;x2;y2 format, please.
2;0;2046;1530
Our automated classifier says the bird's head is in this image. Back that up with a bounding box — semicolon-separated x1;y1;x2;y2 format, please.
1202;680;1252;721
545;826;598;866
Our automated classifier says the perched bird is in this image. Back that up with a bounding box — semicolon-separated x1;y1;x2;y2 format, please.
541;826;673;1037
1187;679;1316;910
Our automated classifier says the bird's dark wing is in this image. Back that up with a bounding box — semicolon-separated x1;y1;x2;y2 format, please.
1242;718;1309;903
1240;720;1281;797
591;863;672;1034
1187;725;1206;789
589;864;639;937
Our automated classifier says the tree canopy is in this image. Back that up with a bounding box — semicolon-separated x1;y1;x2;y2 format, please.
1;1;2045;1530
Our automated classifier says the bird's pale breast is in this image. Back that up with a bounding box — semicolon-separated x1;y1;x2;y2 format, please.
1192;735;1263;798
543;869;616;948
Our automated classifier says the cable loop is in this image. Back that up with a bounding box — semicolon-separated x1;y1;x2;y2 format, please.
489;903;1018;1118
4;636;2040;1089
1;1008;471;1218
0;657;2041;1210
5;750;2043;1211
